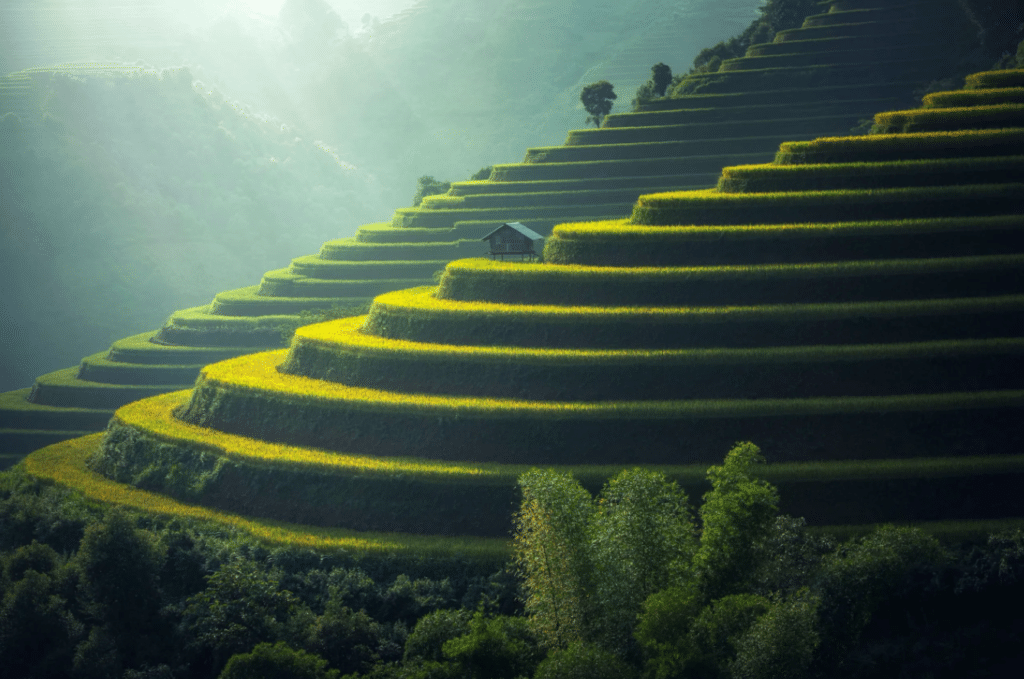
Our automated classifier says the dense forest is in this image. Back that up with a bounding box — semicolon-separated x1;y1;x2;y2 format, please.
2;446;1024;678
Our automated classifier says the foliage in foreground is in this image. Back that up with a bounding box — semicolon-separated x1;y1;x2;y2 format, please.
2;444;1024;678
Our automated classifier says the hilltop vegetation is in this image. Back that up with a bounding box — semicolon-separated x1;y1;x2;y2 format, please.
2;456;1023;678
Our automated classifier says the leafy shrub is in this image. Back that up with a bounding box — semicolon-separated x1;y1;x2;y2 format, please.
413;176;452;207
533;641;638;679
670;0;820;96
441;611;542;679
405;609;472;662
218;641;339;679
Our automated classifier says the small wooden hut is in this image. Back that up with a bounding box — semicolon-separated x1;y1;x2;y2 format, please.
482;222;544;261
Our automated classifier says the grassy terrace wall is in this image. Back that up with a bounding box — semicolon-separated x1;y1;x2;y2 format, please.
22;68;1024;550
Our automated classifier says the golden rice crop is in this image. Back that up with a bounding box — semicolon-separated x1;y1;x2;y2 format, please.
23;435;511;559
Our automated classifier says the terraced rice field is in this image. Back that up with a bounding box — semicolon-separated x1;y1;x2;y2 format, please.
24;68;1024;554
0;0;979;460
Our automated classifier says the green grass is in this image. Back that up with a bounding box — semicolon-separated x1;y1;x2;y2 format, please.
23;425;1024;543
542;215;1024;265
0;388;113;430
209;286;366;317
489;153;769;182
390;203;627;230
24;433;512;561
355;226;460;243
289;254;451;276
923;87;1024;109
257;271;436;298
965;70;1024;90
716;156;1024;193
774;18;923;42
284;315;1024;401
422;187;646;210
105;331;257;365
362;285;1024;350
524;135;801;164
448;175;692;196
433;253;1024;306
629;184;1024;227
872;104;1024;134
721;42;939;72
774;129;1024;164
76;353;205;386
318;238;469;261
155;306;297;348
28;366;180;409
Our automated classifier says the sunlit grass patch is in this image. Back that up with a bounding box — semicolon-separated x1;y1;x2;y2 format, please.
285;315;1024;401
194;345;1024;421
774;128;1024;164
23;434;511;561
629;184;1024;226
923;87;1024;109
872;104;1024;134
114;390;503;481
432;254;1024;306
716;156;1024;193
965;69;1024;90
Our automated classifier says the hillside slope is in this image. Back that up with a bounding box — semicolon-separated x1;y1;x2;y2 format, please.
24;68;1024;551
0;0;988;466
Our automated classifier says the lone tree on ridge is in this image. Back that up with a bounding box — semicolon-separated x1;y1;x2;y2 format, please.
651;62;672;97
581;80;616;127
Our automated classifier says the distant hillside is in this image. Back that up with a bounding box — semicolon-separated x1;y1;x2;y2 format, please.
306;0;763;190
0;65;386;392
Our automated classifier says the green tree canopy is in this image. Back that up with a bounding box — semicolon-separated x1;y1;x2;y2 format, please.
651;63;673;97
581;81;617;127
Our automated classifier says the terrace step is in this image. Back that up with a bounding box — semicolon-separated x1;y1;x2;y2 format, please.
28;366;183;409
318;238;473;260
523;135;812;164
434;255;1024;307
285;255;449;276
631;184;1024;227
284;316;1024;401
447;174;709;196
0;388;112;430
606;97;905;128
745;32;940;57
873;104;1024;134
390;203;629;229
154;306;297;348
421;187;662;210
635;81;926;112
76;354;205;386
209;286;377;317
492;152;771;182
258;270;437;298
105;331;257;365
677;58;959;95
775;129;1024;164
923;87;1024;109
716;156;1024;193
722;42;945;71
544;215;1024;267
564;114;868;146
176;350;1024;466
362;287;1024;350
0;431;95;462
80;395;1024;534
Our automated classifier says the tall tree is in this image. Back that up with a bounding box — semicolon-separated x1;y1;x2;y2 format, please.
651;63;673;97
580;81;617;127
